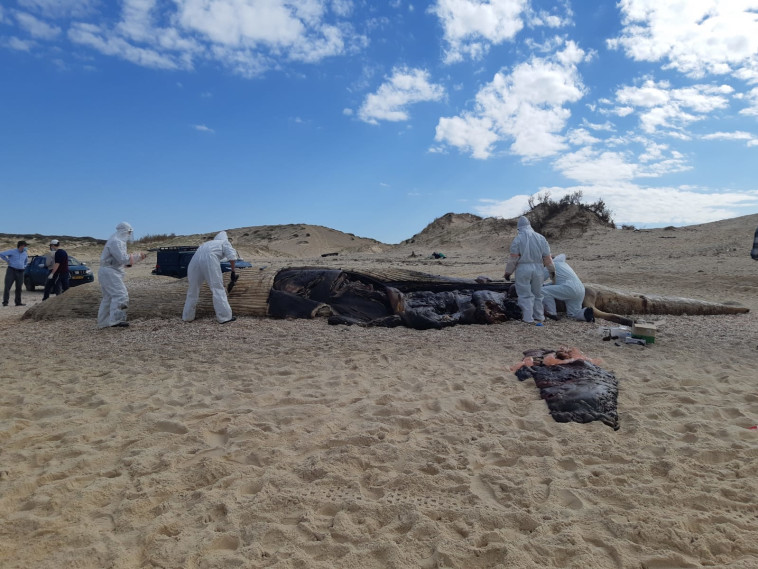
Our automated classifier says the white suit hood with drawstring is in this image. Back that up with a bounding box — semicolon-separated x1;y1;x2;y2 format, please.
511;216;550;264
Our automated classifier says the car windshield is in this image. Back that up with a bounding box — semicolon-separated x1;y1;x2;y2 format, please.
68;256;84;266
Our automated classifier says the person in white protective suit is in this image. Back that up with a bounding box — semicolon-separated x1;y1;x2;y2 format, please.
97;222;147;328
504;216;555;324
182;231;238;324
541;254;594;322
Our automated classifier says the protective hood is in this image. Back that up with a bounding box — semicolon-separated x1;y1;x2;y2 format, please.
553;254;566;263
214;231;229;242
517;216;532;230
114;222;134;242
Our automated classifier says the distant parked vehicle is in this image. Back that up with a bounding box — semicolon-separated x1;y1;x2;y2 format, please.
24;254;95;291
150;246;252;278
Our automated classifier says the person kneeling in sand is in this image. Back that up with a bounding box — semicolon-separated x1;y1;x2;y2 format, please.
541;254;594;322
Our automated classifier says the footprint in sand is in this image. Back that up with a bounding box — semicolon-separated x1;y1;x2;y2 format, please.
528;478;552;503
555;488;584;510
153;420;188;434
208;535;240;551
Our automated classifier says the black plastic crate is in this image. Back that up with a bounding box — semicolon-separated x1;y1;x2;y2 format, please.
151;246;198;278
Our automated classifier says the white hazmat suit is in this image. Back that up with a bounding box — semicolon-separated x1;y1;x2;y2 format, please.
505;216;554;323
541;254;589;321
98;222;144;328
182;231;238;323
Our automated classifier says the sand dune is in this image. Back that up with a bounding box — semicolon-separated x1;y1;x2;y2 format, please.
1;214;757;568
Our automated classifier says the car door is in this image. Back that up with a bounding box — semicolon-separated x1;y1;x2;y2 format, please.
33;255;49;285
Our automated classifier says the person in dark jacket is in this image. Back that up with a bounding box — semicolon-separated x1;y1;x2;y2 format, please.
43;239;70;300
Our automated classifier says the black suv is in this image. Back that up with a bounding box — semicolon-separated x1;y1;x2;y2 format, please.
24;254;95;290
151;246;252;278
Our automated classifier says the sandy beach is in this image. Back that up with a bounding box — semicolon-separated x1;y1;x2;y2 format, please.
1;215;757;568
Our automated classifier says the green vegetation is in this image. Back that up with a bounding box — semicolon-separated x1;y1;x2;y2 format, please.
524;191;615;234
136;233;176;243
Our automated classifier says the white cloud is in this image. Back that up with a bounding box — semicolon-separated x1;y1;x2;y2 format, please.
433;115;499;158
552;135;692;185
69;22;185;70
702;130;758;146
15;11;61;39
614;79;731;135
331;0;353;17
192;124;215;133
738;86;758;116
207;44;270;78
527;7;571;29
7;36;36;51
582;119;615;132
13;0;362;78
613;106;634;117
474;184;758;227
616;79;671;107
553;148;638;184
583;185;758;226
636;139;668;162
174;0;352;65
475;194;532;218
429;0;529;63
567;128;600;146
175;0;305;46
609;1;758;80
18;0;97;19
524;35;565;54
702;130;753;140
358;67;445;124
634;150;690;178
435;41;587;159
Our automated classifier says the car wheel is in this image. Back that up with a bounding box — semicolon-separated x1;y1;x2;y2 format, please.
24;277;35;291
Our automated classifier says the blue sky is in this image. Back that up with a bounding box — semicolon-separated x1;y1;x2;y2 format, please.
2;0;758;244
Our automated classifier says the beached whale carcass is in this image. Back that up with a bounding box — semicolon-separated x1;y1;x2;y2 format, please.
22;266;749;329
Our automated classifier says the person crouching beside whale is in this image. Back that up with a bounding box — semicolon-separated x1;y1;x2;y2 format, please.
504;216;555;325
541;254;594;322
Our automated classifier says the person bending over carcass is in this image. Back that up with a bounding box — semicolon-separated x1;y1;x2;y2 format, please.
541;254;594;322
182;231;238;324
